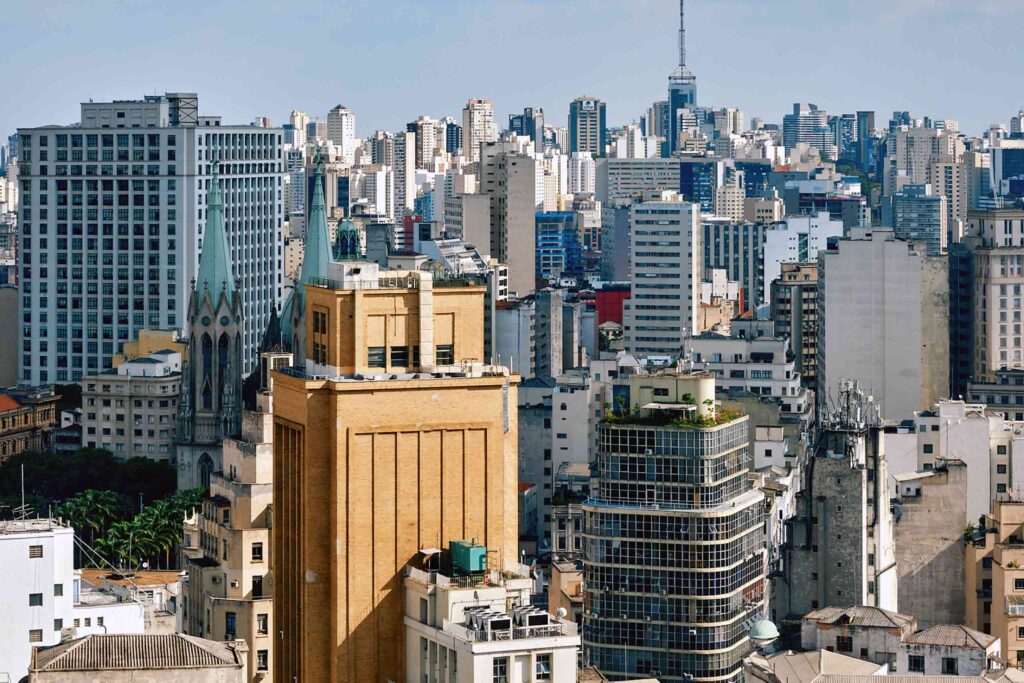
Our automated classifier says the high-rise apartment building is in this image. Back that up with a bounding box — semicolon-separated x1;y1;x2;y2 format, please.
761;213;841;300
16;92;283;385
326;104;356;162
881;183;948;256
966;499;1024;664
770;262;819;386
288;110;309;149
462;98;497;163
623;193;700;355
479;142;542;296
817;228;949;421
667;0;697;154
568;97;607;158
583;371;767;683
930;158;968;239
80;350;181;460
596;158;681;206
856;110;876;170
272;258;518;683
883;126;958;196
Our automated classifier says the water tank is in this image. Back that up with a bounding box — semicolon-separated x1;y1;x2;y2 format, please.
450;539;487;574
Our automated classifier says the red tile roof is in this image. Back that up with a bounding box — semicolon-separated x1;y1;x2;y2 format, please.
0;394;23;412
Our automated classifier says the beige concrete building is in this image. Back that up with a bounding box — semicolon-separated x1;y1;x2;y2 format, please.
29;633;247;682
966;499;1024;665
272;260;519;683
113;329;187;368
770;262;819;385
181;352;286;682
744;193;784;225
81;350;181;461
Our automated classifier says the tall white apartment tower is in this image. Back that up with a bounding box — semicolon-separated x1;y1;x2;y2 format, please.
462;98;497;163
327;104;356;163
623;193;701;355
289;110;309;149
16;92;284;385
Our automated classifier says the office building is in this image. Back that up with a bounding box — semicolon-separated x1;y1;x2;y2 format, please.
770;263;819;386
623;193;700;355
679;158;723;213
0;387;60;463
762;212;843;299
272;258;518;683
80;349;181;460
462;98;497;163
782;103;832;157
856;111;875;170
181;351;283;682
583;371;767;683
967;499;1024;664
701;217;766;311
881;184;948;256
16;92;283;385
667;0;697;154
404;546;580;683
509;106;545;148
817;228;949;421
176;164;244;491
535;212;582;282
596;158;681;206
569;97;607;158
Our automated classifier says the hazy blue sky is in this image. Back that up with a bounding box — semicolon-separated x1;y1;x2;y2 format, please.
4;0;1022;138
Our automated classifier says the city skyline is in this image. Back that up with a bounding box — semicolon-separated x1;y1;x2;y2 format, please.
4;0;1023;138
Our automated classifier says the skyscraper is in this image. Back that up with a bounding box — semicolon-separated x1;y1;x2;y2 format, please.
782;103;831;157
461;98;497;163
569;96;607;157
583;370;767;683
327;104;356;162
856;110;875;170
15;92;283;386
509;106;545;148
272;259;518;683
667;0;697;155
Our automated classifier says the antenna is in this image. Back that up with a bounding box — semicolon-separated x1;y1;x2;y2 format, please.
679;0;687;69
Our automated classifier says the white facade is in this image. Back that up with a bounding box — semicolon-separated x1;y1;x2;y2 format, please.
818;228;949;422
462;99;497;163
327;105;356;163
404;564;579;683
623;193;700;355
0;519;144;681
17;92;284;383
762;212;843;299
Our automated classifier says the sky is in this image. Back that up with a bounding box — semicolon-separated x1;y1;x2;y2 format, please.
3;0;1023;139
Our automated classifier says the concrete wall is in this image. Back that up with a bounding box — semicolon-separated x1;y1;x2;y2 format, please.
896;642;993;677
31;666;246;683
801;621;906;669
894;464;967;629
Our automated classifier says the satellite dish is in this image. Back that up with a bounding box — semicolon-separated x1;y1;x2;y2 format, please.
556;607;568;619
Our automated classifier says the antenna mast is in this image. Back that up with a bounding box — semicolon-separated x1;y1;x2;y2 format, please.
679;0;687;68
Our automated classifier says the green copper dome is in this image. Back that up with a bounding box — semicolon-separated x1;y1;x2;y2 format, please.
750;619;780;641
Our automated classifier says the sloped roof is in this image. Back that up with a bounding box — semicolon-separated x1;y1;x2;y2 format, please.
0;394;23;411
755;649;883;683
195;163;235;301
907;624;997;649
32;634;242;671
803;605;915;629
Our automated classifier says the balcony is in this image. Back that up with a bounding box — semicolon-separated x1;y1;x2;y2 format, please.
443;618;578;643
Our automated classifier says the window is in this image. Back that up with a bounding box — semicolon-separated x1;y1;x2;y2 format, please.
252;575;263;598
983;557;993;569
97;617;104;627
922;443;933;454
942;658;958;675
908;655;925;673
436;344;454;365
1017;626;1024;639
257;613;268;635
999;464;1008;474
1015;578;1024;591
54;618;63;631
536;653;552;680
225;612;236;636
29;593;43;606
222;508;230;526
54;584;63;597
84;618;91;627
252;542;264;562
257;650;268;671
390;345;410;367
29;545;43;558
368;346;386;368
29;629;42;643
492;657;509;683
835;637;853;653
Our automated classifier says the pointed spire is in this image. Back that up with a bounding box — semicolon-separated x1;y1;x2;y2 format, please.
298;149;332;284
195;159;236;301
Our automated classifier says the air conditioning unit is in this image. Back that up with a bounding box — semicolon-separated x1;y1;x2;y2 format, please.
230;580;239;588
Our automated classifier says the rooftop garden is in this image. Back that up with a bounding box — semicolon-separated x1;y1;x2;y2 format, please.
601;396;743;429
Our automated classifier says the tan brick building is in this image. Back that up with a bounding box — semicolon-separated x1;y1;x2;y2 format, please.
966;499;1024;665
0;387;59;462
272;261;519;683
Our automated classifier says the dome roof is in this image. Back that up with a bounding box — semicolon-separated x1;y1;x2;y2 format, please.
750;619;780;641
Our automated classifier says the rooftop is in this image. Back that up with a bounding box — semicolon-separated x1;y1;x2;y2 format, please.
31;634;244;672
0;518;69;535
80;568;183;588
906;624;997;649
804;605;915;629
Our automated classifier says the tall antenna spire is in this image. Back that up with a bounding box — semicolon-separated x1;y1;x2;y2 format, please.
679;0;686;68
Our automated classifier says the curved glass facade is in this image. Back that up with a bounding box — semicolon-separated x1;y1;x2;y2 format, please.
583;418;767;683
